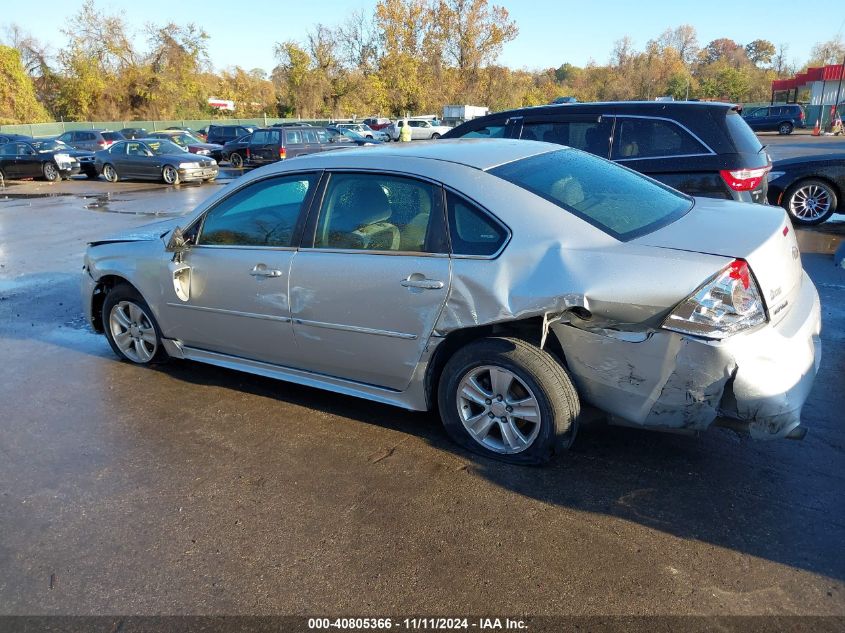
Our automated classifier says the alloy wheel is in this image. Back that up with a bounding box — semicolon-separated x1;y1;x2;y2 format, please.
108;300;158;363
790;184;832;221
163;165;179;184
44;163;58;181
456;365;542;454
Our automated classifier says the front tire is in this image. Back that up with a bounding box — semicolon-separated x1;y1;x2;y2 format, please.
785;179;837;225
778;122;794;135
43;162;60;182
438;337;579;465
431;133;441;139
102;284;168;365
162;165;180;185
102;163;119;183
229;152;243;168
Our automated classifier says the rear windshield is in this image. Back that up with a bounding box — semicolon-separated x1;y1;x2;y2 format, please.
101;132;122;141
725;111;763;154
489;149;692;241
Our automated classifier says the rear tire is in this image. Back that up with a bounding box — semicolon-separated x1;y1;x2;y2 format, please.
438;337;579;465
778;122;794;135
102;284;168;365
102;163;119;183
784;179;837;225
229;152;243;168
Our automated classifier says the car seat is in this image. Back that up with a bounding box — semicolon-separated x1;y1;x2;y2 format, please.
324;180;400;250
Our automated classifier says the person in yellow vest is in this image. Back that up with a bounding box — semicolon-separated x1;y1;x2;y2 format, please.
399;118;413;142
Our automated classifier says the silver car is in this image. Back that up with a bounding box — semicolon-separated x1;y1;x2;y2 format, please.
82;139;821;464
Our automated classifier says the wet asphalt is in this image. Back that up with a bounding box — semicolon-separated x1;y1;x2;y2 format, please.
0;156;844;617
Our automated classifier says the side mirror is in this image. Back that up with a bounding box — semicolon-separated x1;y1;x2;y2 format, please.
166;226;190;252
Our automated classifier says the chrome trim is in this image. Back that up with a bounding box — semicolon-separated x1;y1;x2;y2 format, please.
304;247;449;258
615;152;716;163
191;244;297;251
165;302;291;323
601;113;717;156
293;317;418;340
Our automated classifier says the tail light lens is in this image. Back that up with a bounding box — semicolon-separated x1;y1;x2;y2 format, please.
799;110;805;121
662;259;767;339
720;166;770;191
279;147;287;159
245;148;250;158
97;140;107;147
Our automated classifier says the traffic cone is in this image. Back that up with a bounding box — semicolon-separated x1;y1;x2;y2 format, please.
812;119;821;136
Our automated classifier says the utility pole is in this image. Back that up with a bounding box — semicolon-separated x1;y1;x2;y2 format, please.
832;54;845;125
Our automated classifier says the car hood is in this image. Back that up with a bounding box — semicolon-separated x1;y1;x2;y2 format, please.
89;217;181;246
772;153;845;168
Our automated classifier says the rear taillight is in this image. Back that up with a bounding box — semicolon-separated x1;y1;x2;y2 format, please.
246;148;250;158
799;110;805;121
97;140;107;147
663;259;767;339
279;147;287;159
719;166;770;191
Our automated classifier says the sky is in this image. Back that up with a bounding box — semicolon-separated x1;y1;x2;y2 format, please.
3;0;844;74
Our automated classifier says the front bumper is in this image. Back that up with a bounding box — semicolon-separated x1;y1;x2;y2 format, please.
178;164;219;181
552;272;821;439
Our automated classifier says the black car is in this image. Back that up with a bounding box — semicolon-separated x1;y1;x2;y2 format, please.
31;139;98;178
119;128;149;140
444;101;771;204
95;139;218;185
206;124;257;146
148;131;225;162
0;133;33;145
221;133;252;168
767;154;845;225
0;140;81;181
743;104;806;135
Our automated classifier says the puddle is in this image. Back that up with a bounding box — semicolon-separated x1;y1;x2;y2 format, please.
796;222;845;255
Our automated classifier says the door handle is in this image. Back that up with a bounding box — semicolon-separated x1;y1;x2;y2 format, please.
250;265;283;278
400;276;444;290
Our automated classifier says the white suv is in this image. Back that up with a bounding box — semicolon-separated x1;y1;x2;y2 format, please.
389;119;452;141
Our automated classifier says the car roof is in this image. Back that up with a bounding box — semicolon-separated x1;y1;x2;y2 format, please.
281;138;556;171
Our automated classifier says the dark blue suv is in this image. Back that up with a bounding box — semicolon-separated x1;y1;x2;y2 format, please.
742;104;806;135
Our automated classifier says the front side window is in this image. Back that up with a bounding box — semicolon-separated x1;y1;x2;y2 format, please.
0;144;14;156
57;132;73;143
17;143;35;156
446;192;508;256
199;174;317;247
313;173;441;253
521;120;613;157
461;124;505;139
610;117;708;159
489;149;692;241
126;142;147;157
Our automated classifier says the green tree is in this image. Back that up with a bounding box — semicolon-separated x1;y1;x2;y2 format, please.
0;45;50;123
745;39;776;66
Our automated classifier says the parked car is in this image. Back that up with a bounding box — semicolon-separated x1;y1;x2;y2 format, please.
0;139;81;181
325;126;381;146
94;138;218;185
194;126;209;141
742;104;806;135
118;128;149;140
0;133;33;145
56;129;125;151
222;133;253;168
82;139;819;465
389;118;452;141
767;153;845;225
245;126;340;166
335;122;389;141
444;101;772;204
149;130;224;162
362;117;392;131
206;124;257;146
31;139;97;178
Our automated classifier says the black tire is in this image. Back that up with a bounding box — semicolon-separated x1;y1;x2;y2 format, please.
784;178;838;226
102;283;168;365
84;168;99;179
102;163;119;183
229;152;243;168
778;122;794;135
0;166;7;183
438;337;579;465
431;133;441;139
43;161;61;182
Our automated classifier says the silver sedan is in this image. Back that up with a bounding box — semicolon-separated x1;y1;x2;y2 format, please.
82;139;821;465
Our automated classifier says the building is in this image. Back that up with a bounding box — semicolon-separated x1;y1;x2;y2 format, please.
771;63;845;128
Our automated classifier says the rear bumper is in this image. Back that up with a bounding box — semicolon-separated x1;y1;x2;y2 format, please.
551;272;821;438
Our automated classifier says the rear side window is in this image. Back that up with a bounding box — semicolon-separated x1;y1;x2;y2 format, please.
102;132;121;141
446;192;508;256
610;118;708;159
251;130;269;145
489;149;692;241
725;112;764;154
285;130;303;144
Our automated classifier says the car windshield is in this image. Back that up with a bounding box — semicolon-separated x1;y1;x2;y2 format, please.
32;140;68;152
165;133;200;146
340;129;365;140
489;149;693;241
146;140;186;155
